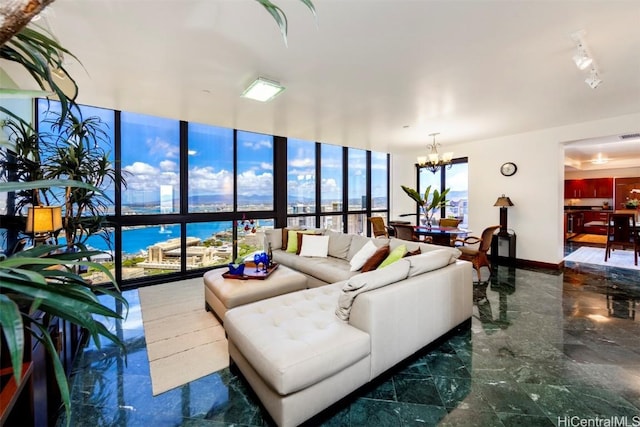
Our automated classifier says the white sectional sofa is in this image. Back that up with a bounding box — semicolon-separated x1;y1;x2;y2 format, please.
223;229;474;427
264;228;461;287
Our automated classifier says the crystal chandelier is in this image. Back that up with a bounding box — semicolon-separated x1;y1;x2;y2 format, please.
417;133;453;174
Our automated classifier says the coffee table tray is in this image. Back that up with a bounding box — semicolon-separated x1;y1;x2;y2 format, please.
222;263;279;280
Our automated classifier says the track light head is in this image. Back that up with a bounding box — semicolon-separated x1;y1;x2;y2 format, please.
572;45;593;70
585;68;602;89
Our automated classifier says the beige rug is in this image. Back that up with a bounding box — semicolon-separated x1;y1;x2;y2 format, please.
138;278;228;395
564;246;640;271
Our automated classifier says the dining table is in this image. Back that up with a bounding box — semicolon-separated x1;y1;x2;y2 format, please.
413;225;470;247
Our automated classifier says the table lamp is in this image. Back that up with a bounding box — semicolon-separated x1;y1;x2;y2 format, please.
25;205;63;245
493;195;514;237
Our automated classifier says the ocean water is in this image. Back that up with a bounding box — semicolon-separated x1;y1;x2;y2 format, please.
79;222;234;255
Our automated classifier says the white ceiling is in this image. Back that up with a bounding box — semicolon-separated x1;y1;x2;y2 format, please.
8;0;640;164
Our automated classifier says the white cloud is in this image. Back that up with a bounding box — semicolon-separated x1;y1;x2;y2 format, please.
243;139;272;150
189;166;233;194
148;136;179;159
159;160;177;172
260;162;273;171
237;170;273;196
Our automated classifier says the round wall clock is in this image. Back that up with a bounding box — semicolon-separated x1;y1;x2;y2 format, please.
500;162;518;176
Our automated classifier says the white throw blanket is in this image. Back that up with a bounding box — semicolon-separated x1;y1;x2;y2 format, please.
335;259;410;321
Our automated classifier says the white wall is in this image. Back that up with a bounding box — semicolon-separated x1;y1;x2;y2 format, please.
391;112;640;265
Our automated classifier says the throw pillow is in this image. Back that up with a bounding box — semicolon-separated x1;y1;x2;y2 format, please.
378;244;407;269
298;235;330;257
348;240;378;271
286;229;317;253
296;231;322;254
361;245;390;272
281;227;300;250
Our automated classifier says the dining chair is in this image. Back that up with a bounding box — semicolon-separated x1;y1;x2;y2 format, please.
368;216;389;238
392;223;418;241
393;224;433;243
454;225;501;282
604;213;638;265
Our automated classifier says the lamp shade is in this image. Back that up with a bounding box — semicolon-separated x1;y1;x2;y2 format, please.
494;195;514;207
25;206;63;234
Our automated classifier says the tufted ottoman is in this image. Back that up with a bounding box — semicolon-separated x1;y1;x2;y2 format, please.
224;283;372;427
203;265;308;322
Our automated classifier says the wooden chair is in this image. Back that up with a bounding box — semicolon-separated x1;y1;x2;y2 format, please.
392;223;419;241
604;213;638;265
455;225;501;282
368;216;389;238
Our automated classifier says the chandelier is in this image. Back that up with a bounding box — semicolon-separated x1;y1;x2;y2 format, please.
417;133;453;174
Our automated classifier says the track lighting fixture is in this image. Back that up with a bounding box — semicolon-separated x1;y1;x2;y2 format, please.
570;30;602;90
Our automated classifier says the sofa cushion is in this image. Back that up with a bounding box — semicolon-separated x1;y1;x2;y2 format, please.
336;259;411;321
349;240;378;271
264;228;282;250
406;249;459;277
224;283;371;395
299;235;330;257
361;245;390;272
378;244;407;269
326;230;353;260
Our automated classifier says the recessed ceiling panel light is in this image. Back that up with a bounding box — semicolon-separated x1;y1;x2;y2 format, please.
241;77;285;102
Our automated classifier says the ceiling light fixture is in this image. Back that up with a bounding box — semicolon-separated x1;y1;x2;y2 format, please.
585;68;602;89
570;30;602;89
417;133;453;174
241;77;285;102
591;153;608;164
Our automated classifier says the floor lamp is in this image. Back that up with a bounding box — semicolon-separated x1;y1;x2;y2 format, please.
25;206;63;245
494;195;514;237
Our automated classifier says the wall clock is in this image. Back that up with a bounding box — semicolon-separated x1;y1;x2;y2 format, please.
500;162;517;177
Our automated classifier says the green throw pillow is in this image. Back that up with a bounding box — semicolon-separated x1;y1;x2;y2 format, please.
286;229;317;253
378;244;407;269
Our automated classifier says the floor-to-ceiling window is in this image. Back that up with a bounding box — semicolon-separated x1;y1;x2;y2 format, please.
286;138;316;228
10;99;390;288
319;143;344;231
347;148;367;235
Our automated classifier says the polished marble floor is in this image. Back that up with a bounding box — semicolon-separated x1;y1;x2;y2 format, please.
57;245;640;426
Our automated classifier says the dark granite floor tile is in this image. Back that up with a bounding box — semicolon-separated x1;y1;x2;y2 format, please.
360;376;397;401
518;383;594;419
437;407;505;427
432;376;495;413
395;402;448;426
393;375;444;406
425;352;471;379
473;380;547;417
497;412;555;427
347;398;403;426
565;385;640;417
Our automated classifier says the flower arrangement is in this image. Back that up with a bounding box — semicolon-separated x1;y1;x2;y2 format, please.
625;199;639;209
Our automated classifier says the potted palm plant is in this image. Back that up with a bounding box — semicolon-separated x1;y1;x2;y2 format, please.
401;184;450;228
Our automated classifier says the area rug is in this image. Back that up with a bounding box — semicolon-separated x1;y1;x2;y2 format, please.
567;233;607;245
564;246;640;271
138;278;228;395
